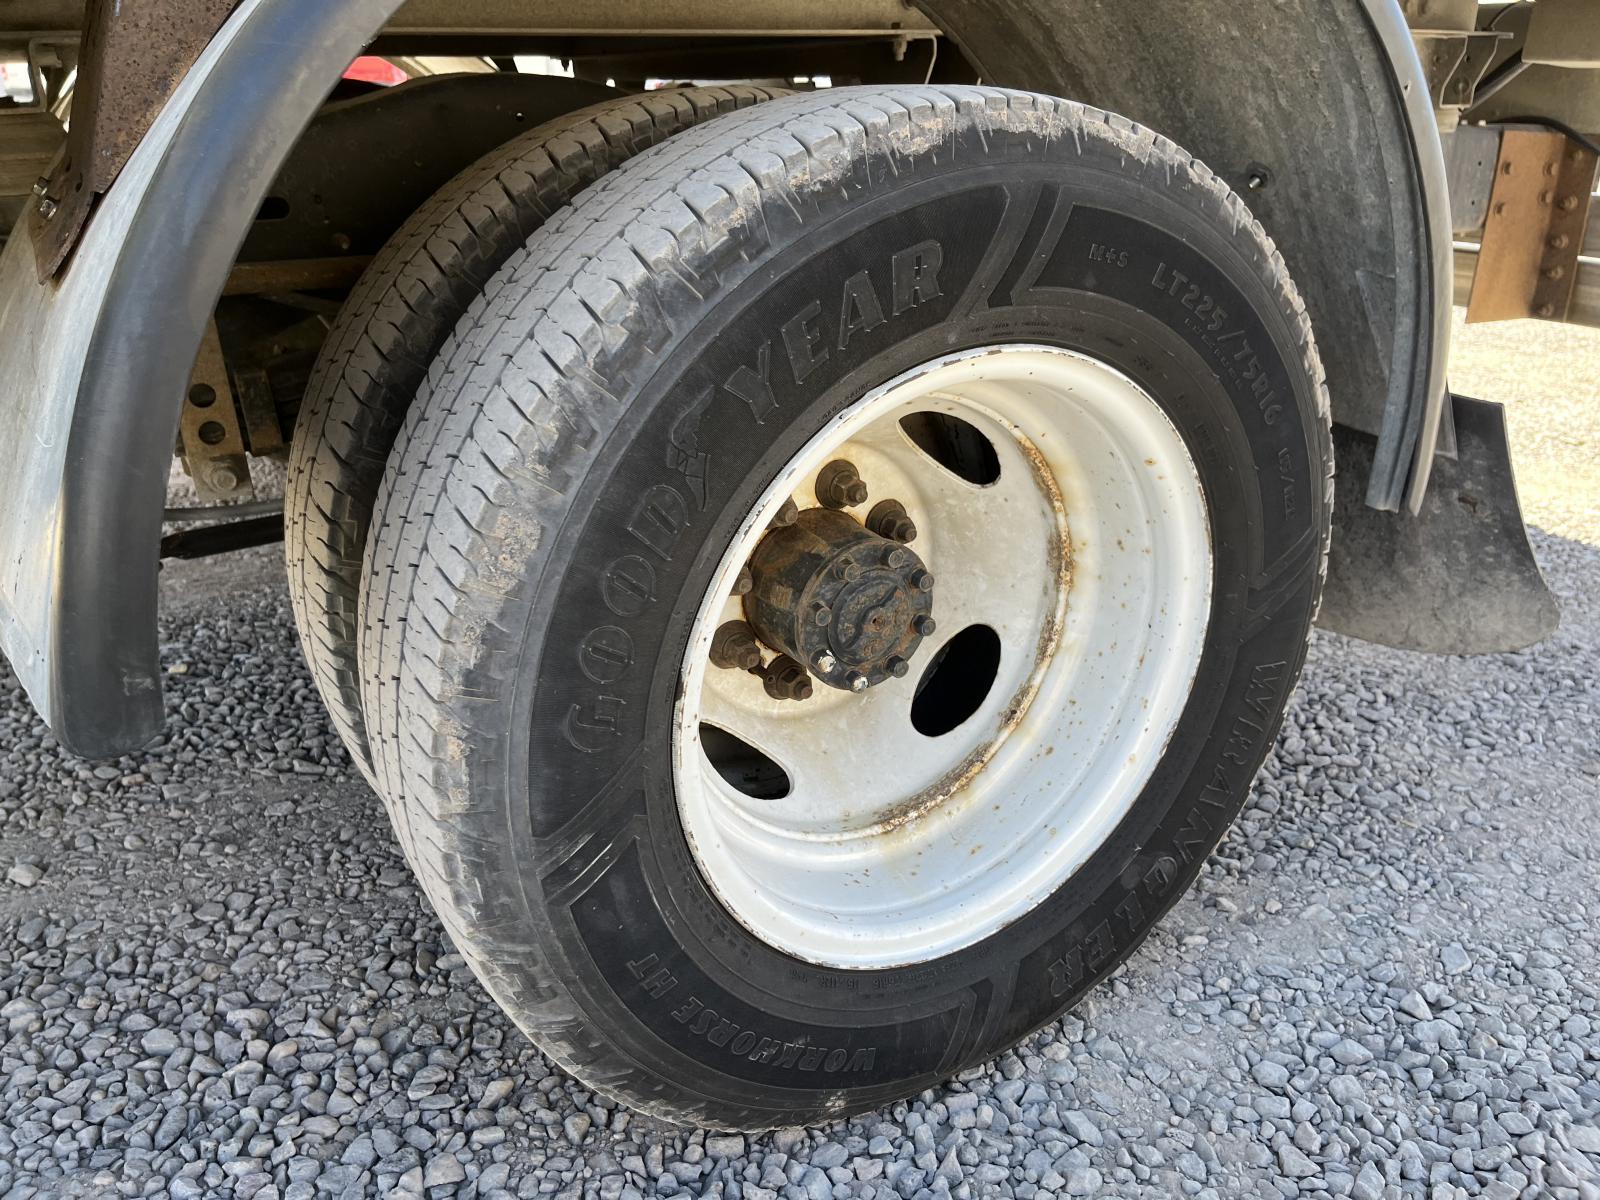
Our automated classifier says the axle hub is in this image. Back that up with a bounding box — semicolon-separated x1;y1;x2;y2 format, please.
744;507;933;693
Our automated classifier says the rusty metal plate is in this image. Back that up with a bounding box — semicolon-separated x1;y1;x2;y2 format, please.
180;320;253;501
1531;141;1599;320
1467;129;1599;323
28;0;239;280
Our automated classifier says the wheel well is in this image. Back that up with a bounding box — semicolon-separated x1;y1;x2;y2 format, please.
0;0;1445;756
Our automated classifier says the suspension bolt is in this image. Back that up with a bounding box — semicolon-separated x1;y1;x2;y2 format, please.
867;498;918;543
814;650;838;673
710;621;762;671
816;460;869;509
886;656;910;678
763;655;814;701
769;497;799;529
845;671;869;693
732;564;753;596
913;615;937;636
204;462;242;493
909;568;935;591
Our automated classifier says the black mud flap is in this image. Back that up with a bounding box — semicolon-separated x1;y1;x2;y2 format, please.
1318;394;1559;655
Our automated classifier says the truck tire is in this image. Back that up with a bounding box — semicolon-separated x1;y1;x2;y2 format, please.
285;85;785;779
360;85;1332;1128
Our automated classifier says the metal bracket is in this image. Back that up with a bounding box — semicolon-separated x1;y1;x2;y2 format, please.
1442;123;1502;236
1410;28;1511;121
179;320;254;502
1466;129;1599;323
27;0;238;281
0;37;61;115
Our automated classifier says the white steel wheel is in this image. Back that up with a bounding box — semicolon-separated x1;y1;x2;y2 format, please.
675;345;1213;968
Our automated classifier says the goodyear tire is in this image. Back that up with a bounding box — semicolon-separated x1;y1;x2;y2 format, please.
359;86;1332;1128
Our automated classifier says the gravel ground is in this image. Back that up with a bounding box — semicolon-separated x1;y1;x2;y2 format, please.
1;314;1597;1199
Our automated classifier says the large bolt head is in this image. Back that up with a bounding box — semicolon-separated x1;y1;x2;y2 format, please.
816;460;869;509
866;499;918;544
762;655;814;701
205;463;242;493
769;497;799;529
710;621;762;671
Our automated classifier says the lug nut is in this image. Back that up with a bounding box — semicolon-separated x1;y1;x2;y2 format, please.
769;497;798;529
710;621;762;671
886;656;910;678
913;615;937;636
833;558;862;582
811;602;832;625
909;568;934;591
867;498;917;543
763;655;814;701
732;564;753;596
845;671;869;692
814;650;838;673
816;460;869;509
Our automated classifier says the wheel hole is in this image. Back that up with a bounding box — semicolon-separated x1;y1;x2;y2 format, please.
911;624;1002;737
700;724;791;800
900;412;1000;485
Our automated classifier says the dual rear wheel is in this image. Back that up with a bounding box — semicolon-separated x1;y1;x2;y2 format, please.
287;84;1331;1128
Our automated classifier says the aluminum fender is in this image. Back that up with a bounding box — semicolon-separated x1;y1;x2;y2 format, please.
0;0;393;757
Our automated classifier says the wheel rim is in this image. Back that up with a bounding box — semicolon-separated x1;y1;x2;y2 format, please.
673;344;1213;969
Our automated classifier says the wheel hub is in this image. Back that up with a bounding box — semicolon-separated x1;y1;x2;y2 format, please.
745;507;934;692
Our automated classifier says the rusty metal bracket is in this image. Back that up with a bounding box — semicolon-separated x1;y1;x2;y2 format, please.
27;0;239;281
180;320;254;502
1466;129;1600;323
